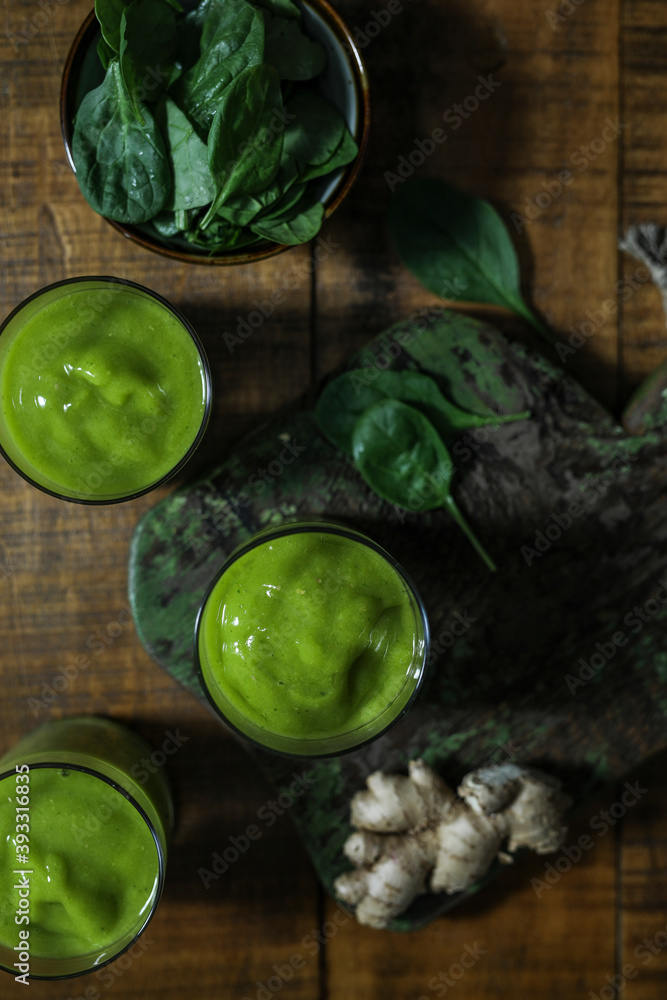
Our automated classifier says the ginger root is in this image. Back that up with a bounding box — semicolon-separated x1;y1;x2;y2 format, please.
334;760;571;928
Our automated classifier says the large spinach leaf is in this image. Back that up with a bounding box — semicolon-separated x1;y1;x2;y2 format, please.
179;0;265;129
352;400;497;571
201;63;283;228
389;179;552;342
119;0;178;123
72;60;172;224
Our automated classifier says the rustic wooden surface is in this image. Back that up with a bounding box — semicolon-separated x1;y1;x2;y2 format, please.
1;0;666;996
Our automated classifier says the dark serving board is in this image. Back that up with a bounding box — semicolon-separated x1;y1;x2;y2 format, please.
128;311;667;930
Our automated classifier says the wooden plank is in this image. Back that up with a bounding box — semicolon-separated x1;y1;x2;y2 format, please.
618;753;667;1000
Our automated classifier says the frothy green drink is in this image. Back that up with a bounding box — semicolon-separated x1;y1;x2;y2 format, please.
0;718;171;980
0;769;159;959
197;524;429;756
0;278;210;502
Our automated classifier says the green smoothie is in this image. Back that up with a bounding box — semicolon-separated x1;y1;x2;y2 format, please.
0;278;209;501
198;526;428;753
0;767;159;960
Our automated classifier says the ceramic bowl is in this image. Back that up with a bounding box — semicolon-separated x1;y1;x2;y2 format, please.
60;0;371;265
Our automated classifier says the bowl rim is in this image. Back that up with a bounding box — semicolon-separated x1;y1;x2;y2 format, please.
59;0;371;266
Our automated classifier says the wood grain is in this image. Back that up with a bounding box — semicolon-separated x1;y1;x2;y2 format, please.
0;0;665;997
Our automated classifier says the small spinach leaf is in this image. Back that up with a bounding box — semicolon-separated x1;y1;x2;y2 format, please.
156;96;215;210
264;16;326;80
298;128;358;183
389;178;552;342
283;90;346;166
317;368;529;453
351;400;497;571
315;374;388;453
95;0;131;54
252;0;300;19
250;196;324;244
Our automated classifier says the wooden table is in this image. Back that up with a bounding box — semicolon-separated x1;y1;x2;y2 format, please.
2;0;667;996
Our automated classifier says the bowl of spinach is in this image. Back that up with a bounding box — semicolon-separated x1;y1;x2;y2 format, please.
60;0;370;264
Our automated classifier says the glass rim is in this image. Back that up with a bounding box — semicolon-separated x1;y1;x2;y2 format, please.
0;760;166;981
194;520;431;759
0;275;213;505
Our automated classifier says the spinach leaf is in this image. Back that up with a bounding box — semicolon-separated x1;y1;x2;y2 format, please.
352;400;497;571
178;0;265;129
151;209;182;236
156;96;215;210
216;159;300;226
315;374;388;453
95;0;131;54
250;197;324;244
201;63;283;228
119;0;178;124
95;0;180;54
97;36;115;71
252;0;300;19
317;368;529;453
389;178;552;342
72;60;172;224
283;90;346;167
264;16;326;80
185;216;259;252
298;128;358;182
362;369;529;444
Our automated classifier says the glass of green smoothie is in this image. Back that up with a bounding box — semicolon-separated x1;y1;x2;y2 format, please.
0;716;173;980
196;521;430;757
0;276;212;503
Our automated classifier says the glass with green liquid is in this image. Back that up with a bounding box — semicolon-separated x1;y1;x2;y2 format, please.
0;276;211;503
196;521;430;757
0;717;173;980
